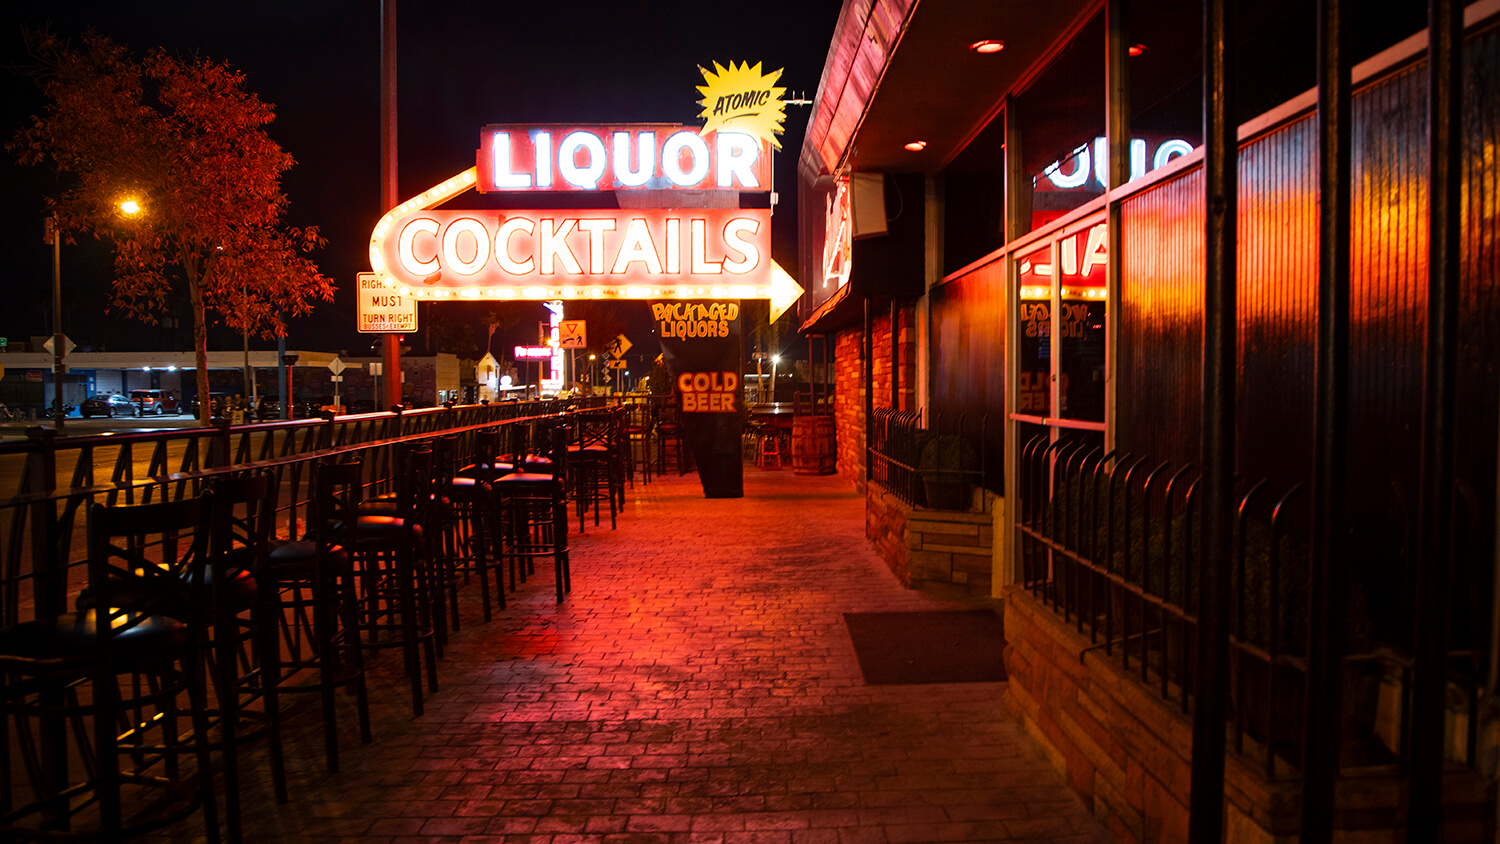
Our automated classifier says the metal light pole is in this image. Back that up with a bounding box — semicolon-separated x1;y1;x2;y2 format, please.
44;216;63;432
770;354;780;405
381;0;403;411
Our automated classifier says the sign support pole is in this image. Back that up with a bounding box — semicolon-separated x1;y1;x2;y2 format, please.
47;217;64;432
381;0;402;411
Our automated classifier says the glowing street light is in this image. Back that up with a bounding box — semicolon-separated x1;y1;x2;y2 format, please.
118;198;142;216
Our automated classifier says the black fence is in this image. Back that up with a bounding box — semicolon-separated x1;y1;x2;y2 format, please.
1015;429;1485;778
867;407;992;511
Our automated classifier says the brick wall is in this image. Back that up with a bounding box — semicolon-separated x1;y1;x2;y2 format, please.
833;327;865;488
832;304;918;489
871;312;891;410
1003;586;1493;843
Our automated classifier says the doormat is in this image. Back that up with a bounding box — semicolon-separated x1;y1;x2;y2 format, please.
843;610;1007;685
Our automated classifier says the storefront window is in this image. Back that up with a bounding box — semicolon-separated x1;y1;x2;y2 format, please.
1056;223;1107;422
1016;244;1053;418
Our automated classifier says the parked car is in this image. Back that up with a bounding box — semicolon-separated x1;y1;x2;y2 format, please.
191;392;235;420
80;394;134;418
254;396;281;420
128;389;179;416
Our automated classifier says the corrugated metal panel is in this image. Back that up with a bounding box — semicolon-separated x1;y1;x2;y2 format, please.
1118;169;1204;468
1346;62;1429;649
1454;28;1500;652
1112;25;1500;655
931;256;1006;490
1236;119;1317;494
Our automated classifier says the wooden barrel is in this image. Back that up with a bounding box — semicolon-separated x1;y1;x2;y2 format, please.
792;414;836;475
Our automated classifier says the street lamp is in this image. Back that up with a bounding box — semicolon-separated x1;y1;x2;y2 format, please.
770;354;780;405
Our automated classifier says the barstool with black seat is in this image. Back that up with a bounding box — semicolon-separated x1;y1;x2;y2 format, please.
361;441;456;653
567;409;618;531
264;461;372;776
655;400;690;475
73;477;281;842
346;449;439;715
429;435;505;626
624;400;653;486
203;472;289;830
491;421;572;603
0;495;222;842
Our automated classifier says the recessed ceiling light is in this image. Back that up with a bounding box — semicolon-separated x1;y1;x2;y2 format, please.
969;39;1005;54
1128;43;1148;57
904;141;928;152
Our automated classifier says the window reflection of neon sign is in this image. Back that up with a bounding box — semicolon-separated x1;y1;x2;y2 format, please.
1018;223;1110;301
1040;137;1193;190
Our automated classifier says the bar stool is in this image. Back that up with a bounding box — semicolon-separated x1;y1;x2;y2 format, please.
204;472;289;831
263;461;372;775
757;425;782;469
655;401;690;475
0;496;222;842
347;449;439;716
624;401;653;486
567;409;618;531
491;422;571;603
432;435;506;624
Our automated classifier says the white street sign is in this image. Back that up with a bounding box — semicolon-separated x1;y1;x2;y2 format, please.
328;356;346;375
331;375;344;382
356;272;418;333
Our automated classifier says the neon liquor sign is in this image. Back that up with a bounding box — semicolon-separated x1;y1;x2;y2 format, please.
478;125;772;192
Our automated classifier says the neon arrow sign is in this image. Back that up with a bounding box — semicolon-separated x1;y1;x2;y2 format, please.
367;165;804;320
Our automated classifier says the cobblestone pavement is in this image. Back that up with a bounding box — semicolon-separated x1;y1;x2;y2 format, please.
173;470;1111;843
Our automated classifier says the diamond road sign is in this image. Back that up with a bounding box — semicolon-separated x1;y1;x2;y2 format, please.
328;356;346;375
605;334;632;359
42;334;76;357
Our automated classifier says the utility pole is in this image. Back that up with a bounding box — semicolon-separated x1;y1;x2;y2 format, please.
381;0;402;410
45;216;64;432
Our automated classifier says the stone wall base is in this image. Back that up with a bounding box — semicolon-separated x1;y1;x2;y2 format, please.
866;485;993;595
1002;585;1494;843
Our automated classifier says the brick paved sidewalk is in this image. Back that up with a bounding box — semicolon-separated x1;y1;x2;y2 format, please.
175;470;1111;843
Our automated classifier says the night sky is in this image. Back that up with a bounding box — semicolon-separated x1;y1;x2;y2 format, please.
0;0;843;363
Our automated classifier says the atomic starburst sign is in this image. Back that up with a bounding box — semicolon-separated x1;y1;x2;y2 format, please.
696;61;787;149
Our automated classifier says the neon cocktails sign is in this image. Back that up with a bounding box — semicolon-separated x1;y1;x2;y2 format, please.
374;205;771;298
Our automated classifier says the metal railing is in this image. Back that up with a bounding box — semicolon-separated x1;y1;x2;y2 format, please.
1015;429;1482;778
0;398;602;629
867;407;990;510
